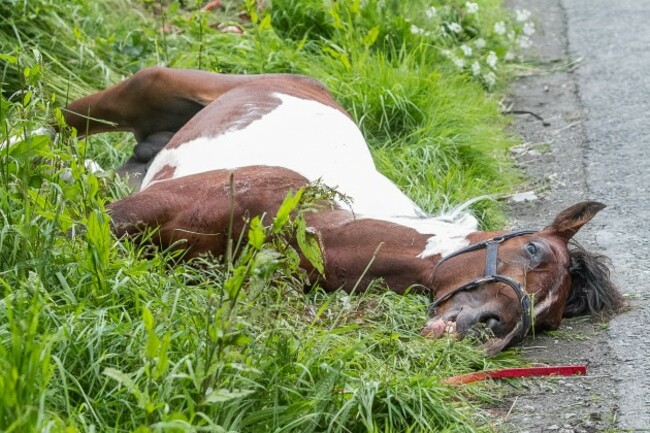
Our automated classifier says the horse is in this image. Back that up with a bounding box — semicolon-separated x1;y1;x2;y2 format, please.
62;67;623;354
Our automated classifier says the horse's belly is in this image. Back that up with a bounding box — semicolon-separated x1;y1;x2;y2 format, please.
142;93;422;218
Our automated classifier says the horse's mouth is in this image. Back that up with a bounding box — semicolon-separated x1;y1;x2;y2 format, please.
420;317;458;339
421;316;513;356
420;318;492;340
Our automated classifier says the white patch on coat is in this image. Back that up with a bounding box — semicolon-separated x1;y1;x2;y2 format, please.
417;232;472;259
530;290;559;320
142;93;423;219
380;214;475;259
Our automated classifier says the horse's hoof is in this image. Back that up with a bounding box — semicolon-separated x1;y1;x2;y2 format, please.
133;131;175;162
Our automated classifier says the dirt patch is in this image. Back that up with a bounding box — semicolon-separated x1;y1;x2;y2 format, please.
489;0;621;431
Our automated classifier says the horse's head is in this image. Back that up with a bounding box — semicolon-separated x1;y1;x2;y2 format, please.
422;201;624;355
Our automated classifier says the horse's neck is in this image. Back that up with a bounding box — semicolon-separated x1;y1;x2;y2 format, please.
306;211;474;294
373;214;477;258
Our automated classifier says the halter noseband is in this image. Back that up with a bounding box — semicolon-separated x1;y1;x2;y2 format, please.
428;229;537;342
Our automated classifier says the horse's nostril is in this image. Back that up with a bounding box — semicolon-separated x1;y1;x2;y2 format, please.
479;313;502;332
458;311;503;342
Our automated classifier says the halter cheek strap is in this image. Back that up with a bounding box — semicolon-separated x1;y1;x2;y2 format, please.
428;230;536;343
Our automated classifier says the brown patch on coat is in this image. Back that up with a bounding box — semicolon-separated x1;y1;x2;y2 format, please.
148;164;176;184
165;76;349;148
108;166;312;259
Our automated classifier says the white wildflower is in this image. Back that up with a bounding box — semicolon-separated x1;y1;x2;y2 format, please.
508;30;516;41
452;57;465;69
471;61;481;76
515;9;531;22
425;6;437;19
447;22;463;34
410;25;432;37
504;51;515;61
483;71;496;87
493;21;506;35
60;169;74;184
460;44;473;56
486;51;498;69
465;2;479;14
474;38;486;49
517;35;532;49
523;21;535;36
60;159;104;183
341;294;352;310
84;159;104;174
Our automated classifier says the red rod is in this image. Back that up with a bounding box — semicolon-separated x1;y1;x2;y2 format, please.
444;365;587;385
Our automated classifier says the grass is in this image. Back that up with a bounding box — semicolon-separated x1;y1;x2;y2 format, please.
0;0;533;431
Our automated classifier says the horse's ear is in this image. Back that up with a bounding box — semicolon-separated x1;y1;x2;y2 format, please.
545;201;606;241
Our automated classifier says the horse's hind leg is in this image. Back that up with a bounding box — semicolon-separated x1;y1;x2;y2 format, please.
62;66;258;140
62;67;231;185
132;131;175;163
64;68;208;138
114;131;175;190
114;158;147;190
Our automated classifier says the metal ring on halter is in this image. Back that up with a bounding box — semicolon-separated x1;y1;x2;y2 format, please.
428;230;536;343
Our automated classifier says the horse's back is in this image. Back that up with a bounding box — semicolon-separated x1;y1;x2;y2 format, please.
142;79;423;219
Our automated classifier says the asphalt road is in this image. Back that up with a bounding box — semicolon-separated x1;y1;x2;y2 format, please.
563;0;650;429
506;0;650;430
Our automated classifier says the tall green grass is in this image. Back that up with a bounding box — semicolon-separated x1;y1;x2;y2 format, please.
0;0;530;431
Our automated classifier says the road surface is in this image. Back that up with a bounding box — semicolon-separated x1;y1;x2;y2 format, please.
501;0;650;431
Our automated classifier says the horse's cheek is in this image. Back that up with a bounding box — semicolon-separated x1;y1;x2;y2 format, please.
536;294;566;331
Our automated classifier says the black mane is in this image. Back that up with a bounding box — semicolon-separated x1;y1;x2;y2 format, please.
563;240;625;318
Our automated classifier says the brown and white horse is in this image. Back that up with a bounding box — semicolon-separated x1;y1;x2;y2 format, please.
62;67;623;354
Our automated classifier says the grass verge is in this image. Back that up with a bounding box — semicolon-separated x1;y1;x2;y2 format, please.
0;0;532;431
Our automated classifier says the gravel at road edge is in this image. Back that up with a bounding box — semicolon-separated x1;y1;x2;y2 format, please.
489;1;624;431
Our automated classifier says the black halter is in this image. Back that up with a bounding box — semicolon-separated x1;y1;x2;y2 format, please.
428;229;537;342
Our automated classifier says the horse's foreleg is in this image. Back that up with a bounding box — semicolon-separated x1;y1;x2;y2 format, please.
107;193;164;242
107;189;201;257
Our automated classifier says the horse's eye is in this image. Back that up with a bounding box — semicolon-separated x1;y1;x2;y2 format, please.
525;243;538;256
